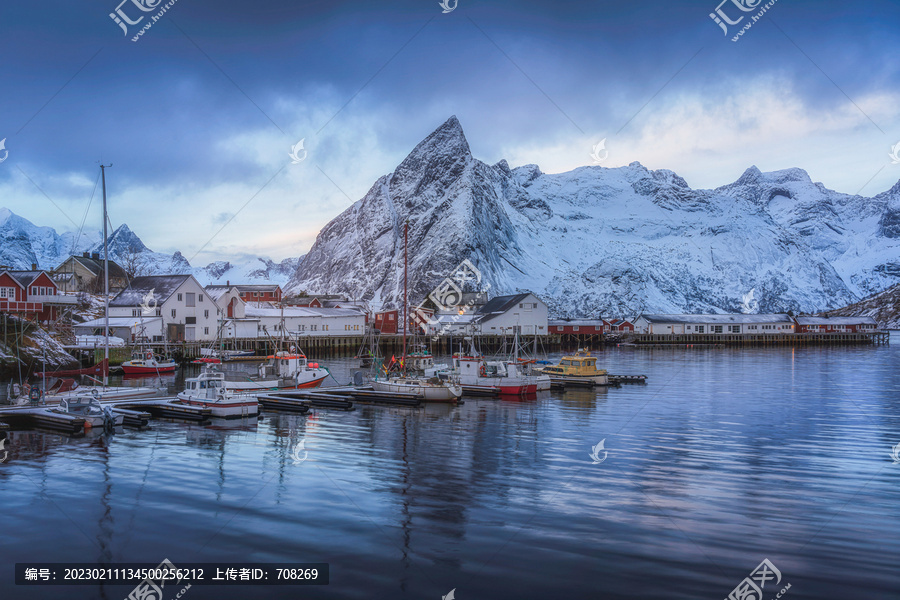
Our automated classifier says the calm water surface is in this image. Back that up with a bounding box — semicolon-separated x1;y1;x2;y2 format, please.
1;342;899;599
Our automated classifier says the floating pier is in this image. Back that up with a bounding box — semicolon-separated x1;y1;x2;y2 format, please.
257;391;352;412
608;374;648;384
104;398;212;422
0;406;86;434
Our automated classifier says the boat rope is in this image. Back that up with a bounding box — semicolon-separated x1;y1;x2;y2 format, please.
322;366;343;385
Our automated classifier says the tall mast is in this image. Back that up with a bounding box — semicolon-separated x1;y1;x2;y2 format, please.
101;164;111;386
402;219;408;372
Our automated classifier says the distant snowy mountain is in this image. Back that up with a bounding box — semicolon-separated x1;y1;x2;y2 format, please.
0;208;301;288
287;116;900;316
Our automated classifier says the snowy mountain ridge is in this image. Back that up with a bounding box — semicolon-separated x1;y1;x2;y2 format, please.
0;208;301;287
287;116;900;316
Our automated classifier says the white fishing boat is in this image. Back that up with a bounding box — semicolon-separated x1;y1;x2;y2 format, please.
222;348;328;391
451;355;537;396
52;396;124;430
372;374;462;402
176;367;259;418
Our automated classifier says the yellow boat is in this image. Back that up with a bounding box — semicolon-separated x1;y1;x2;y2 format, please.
540;349;609;386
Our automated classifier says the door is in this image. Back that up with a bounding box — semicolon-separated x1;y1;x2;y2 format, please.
185;327;196;341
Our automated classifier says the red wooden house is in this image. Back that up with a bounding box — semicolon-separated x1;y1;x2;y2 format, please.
236;284;282;304
549;319;606;334
0;270;71;322
794;316;878;333
374;309;399;334
607;318;635;332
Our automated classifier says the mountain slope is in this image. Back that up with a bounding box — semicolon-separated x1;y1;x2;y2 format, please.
287;116;900;316
821;283;900;329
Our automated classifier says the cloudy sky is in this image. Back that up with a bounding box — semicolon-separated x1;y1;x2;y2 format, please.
1;0;898;266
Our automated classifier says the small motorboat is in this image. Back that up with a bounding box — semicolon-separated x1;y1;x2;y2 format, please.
222;348;328;391
538;349;610;386
177;366;259;419
53;396;124;430
121;350;178;375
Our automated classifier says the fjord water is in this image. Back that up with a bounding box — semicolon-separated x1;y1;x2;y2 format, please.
1;343;899;600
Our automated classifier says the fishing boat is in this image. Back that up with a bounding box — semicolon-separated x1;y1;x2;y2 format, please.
52;396;124;430
121;349;178;375
176;366;258;418
451;354;537;396
539;349;609;386
222;348;328;391
370;220;461;403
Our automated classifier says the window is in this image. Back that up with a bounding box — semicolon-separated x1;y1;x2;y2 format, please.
186;293;195;307
177;293;183;301
204;327;209;335
253;292;259;297
311;324;317;331
155;308;161;316
595;326;601;331
696;325;704;333
204;310;209;318
729;325;740;333
199;295;203;302
171;309;176;318
132;309;140;316
573;326;579;331
185;317;196;324
388;314;394;320
519;303;523;308
712;325;723;334
152;335;163;342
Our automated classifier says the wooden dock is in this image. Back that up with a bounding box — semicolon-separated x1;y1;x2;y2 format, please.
608;374;648;384
0;405;86;434
103;398;212;422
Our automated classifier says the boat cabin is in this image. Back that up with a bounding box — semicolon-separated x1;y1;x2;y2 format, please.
543;351;606;376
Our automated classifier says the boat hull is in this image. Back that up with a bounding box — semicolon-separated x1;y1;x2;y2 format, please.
121;364;177;375
177;397;259;419
224;372;328;391
549;374;609;386
372;379;462;402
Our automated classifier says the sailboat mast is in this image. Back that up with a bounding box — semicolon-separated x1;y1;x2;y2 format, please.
101;164;111;386
402;219;408;371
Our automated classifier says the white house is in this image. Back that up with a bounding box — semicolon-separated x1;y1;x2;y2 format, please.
72;316;165;343
244;306;366;337
634;314;796;335
108;275;219;342
205;284;246;319
472;292;548;336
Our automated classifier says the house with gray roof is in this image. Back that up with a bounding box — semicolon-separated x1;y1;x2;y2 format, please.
634;313;796;335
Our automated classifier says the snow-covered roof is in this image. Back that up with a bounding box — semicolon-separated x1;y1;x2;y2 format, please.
639;313;793;324
476;293;538;323
244;306;364;318
235;284;281;292
549;319;605;326
429;313;478;325
204;284;237;301
75;316;163;328
796;316;877;325
109;275;193;306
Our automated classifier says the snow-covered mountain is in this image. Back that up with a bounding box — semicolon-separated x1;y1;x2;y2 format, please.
287;116;900;316
0;208;301;287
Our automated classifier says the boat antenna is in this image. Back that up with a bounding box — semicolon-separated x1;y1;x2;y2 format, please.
100;163;112;387
402;218;408;374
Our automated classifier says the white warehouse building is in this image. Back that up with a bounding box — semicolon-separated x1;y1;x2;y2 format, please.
244;306;366;337
633;314;796;335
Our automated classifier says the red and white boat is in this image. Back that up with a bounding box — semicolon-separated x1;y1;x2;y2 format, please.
176;367;258;418
121;350;178;375
452;355;538;396
222;349;328;391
